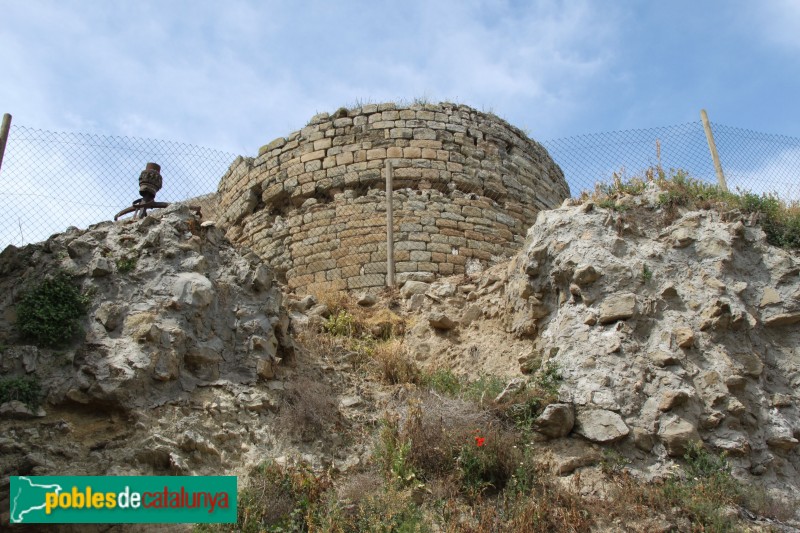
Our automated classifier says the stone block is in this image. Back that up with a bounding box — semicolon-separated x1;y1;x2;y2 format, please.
395;261;419;273
300;150;325;163
367;148;387;160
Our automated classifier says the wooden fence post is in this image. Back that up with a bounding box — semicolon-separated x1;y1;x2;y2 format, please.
700;109;728;191
0;113;12;173
386;160;395;288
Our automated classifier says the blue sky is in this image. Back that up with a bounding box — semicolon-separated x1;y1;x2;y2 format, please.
3;1;800;155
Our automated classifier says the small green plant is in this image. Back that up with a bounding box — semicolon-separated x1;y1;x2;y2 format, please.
0;376;42;409
641;264;653;283
600;449;630;475
461;375;506;404
660;441;742;531
375;415;421;490
16;271;89;347
231;460;330;533
500;362;562;431
116;256;137;273
324;310;355;337
420;368;461;396
597;199;629;212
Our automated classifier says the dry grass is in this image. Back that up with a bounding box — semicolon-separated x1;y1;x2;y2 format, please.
371;338;420;384
276;376;342;442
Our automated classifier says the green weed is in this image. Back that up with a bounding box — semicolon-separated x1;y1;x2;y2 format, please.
641;264;653;283
16;270;89;347
420;368;461;396
324;310;356;337
0;376;42;409
116;256;137;274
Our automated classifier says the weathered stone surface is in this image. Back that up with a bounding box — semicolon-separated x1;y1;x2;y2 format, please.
400;281;430;298
89;256;113;277
658;390;690;411
0;400;45;419
173;273;215;308
759;287;782;307
574;409;629;443
0;205;291;412
674;327;695;348
94;302;125;331
534;403;575;438
357;293;377;306
763;311;800;327
573;265;601;285
428;312;457;330
549;439;602;476
598;293;636;324
658;415;700;456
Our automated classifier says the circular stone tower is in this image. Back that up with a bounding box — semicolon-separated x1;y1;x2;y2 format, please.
216;102;569;294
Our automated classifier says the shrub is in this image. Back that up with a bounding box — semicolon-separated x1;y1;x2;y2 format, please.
376;395;522;498
276;377;341;442
496;362;562;431
116;256;137;273
234;460;331;533
16;271;89;347
371;339;420;385
324;310;356;337
462;375;506;404
420;368;461;396
0;376;42;408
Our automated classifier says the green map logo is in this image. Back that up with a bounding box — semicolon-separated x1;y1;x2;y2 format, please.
9;476;237;524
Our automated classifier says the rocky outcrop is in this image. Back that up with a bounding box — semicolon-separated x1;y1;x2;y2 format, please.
401;190;800;508
0;205;292;412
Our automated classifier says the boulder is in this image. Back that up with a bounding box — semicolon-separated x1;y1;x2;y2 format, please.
574;409;629;443
534;403;575;438
428;312;457;330
400;281;430;299
658;415;700;456
598;293;636;324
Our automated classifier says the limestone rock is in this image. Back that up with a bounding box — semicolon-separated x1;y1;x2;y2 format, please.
549;439;602;476
534;403;575;438
658;390;690;411
573;265;601;286
574;409;629;443
357;293;377;306
400;281;430;299
598;293;636;324
89;256;113;277
173;273;215;308
673;327;695;348
0;400;45;419
428;312;457;330
657;415;700;456
763;311;800;327
759;287;782;307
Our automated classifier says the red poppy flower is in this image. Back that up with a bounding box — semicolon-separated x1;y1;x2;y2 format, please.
475;436;485;447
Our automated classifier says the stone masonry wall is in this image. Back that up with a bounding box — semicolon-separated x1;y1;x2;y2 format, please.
216;102;570;294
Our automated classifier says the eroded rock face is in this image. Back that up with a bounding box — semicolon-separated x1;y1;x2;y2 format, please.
509;198;799;492
401;190;800;508
0;205;292;412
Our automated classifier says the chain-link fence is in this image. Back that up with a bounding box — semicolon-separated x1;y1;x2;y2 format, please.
1;112;798;293
541;121;800;201
0;124;237;247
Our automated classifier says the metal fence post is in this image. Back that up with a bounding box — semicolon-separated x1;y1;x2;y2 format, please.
0;113;12;174
386;160;395;288
700;109;728;192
